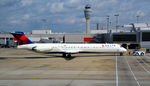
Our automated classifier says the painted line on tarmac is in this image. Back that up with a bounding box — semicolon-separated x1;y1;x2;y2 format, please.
115;55;118;86
142;56;150;69
136;56;150;74
0;56;54;58
124;56;141;86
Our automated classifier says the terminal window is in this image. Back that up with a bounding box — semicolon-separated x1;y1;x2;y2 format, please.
113;34;136;42
142;32;150;41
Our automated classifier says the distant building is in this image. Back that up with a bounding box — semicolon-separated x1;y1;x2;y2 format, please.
124;23;150;32
90;30;108;34
0;28;150;50
32;30;52;34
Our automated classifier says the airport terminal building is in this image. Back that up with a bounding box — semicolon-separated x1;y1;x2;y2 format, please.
0;22;150;51
0;29;150;51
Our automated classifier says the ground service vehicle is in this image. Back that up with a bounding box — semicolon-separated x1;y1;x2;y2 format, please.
133;50;145;56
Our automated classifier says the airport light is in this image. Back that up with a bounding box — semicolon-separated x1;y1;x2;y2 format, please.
96;23;99;30
114;14;119;32
40;19;47;30
136;15;140;23
106;15;110;31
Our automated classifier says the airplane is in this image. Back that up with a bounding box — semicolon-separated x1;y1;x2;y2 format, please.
11;31;127;57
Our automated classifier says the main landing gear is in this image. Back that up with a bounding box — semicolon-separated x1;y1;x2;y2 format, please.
62;53;72;60
62;53;71;58
63;53;66;57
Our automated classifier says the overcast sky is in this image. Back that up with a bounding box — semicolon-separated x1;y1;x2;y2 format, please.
0;0;150;33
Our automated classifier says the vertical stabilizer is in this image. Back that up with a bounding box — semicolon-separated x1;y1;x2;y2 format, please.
11;32;34;45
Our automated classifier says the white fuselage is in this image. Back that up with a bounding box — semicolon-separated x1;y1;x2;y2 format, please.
17;43;127;53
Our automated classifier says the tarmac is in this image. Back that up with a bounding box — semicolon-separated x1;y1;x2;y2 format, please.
0;48;150;86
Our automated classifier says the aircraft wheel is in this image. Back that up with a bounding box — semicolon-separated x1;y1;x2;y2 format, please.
120;52;123;56
135;53;139;56
141;52;144;56
67;54;71;57
62;53;66;57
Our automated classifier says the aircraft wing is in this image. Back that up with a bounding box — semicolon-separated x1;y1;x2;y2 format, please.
60;49;80;53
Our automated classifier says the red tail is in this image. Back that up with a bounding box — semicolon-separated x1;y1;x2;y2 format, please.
11;32;34;45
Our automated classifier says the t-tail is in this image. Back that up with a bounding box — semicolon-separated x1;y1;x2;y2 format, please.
11;31;34;45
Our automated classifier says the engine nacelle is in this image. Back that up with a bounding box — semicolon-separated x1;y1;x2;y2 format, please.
32;46;52;52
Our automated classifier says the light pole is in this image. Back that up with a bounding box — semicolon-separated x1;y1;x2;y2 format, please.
96;23;99;30
114;14;119;32
40;19;46;29
106;15;110;31
136;15;140;23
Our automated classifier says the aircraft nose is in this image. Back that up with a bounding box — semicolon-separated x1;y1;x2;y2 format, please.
121;47;127;52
